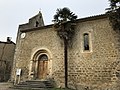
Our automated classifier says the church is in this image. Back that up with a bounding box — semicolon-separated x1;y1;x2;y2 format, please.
11;11;120;89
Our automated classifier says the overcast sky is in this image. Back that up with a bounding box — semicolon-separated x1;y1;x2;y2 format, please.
0;0;109;42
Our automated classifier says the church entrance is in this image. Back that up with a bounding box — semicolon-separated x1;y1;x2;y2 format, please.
30;49;52;80
37;54;48;79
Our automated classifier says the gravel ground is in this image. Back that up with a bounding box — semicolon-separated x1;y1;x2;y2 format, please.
0;82;16;90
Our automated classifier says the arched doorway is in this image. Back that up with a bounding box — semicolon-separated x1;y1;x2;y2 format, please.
30;49;52;80
37;54;48;79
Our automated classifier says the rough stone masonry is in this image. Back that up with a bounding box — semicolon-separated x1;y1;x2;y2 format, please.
11;12;120;90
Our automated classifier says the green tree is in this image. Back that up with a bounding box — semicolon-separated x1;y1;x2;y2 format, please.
107;0;120;30
53;7;77;88
109;0;120;10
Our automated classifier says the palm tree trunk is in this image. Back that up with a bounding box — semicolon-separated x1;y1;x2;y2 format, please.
64;38;68;88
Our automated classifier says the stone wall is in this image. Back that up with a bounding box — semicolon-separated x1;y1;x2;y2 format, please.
68;17;120;89
12;15;120;89
12;26;65;86
0;42;15;81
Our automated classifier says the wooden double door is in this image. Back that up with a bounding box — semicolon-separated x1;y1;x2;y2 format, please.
37;54;48;79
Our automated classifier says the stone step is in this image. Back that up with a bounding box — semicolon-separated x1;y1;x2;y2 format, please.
13;86;47;90
13;80;54;89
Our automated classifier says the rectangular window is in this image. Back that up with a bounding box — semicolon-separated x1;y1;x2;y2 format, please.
83;33;89;51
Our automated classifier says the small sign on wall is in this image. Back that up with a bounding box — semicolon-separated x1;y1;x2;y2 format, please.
16;69;21;76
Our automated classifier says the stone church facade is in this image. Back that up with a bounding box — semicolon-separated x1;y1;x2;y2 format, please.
12;12;120;89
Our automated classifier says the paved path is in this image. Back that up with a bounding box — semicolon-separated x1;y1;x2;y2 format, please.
0;82;15;90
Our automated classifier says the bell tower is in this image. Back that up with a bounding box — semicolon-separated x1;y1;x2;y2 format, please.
18;11;44;31
29;11;44;28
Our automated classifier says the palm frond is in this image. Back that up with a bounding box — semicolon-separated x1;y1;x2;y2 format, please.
53;7;77;23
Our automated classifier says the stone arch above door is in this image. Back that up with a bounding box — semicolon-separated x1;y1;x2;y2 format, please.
29;48;52;80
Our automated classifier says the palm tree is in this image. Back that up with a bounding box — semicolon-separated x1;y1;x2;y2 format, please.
53;7;77;88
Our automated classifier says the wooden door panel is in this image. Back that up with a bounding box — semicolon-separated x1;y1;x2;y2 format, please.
37;61;48;79
43;61;48;78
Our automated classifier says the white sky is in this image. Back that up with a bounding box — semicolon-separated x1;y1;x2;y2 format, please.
0;0;109;42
